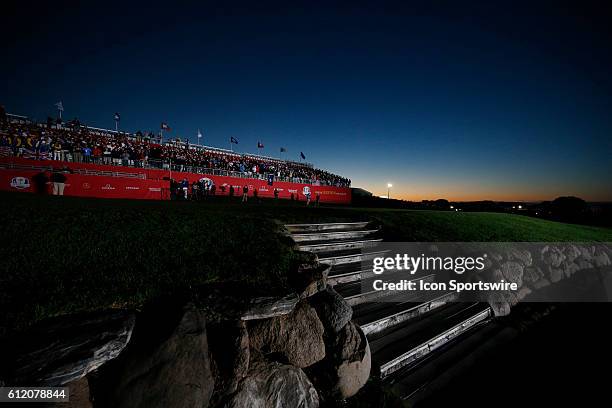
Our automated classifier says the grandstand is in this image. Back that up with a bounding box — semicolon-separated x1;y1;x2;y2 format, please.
0;110;352;203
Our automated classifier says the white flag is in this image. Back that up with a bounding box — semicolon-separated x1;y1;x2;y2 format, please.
55;101;64;111
197;129;202;139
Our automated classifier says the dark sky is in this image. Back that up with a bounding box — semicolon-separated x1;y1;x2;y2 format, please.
2;1;611;201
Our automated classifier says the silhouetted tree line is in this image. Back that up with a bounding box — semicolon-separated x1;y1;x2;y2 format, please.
351;192;612;227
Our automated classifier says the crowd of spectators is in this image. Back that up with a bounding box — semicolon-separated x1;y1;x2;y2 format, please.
0;110;351;187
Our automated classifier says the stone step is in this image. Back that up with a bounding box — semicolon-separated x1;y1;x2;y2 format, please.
285;221;370;233
327;266;374;286
337;274;435;307
299;238;383;253
359;291;460;337
291;229;379;243
395;321;515;405
318;249;389;267
372;303;492;379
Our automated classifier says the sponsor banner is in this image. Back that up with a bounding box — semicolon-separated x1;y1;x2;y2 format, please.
2;158;351;203
0;169;169;200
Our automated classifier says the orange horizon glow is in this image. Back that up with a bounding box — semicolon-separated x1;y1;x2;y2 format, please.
361;182;612;203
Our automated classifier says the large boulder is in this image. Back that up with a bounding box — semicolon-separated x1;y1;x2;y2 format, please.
1;309;135;386
102;303;214;408
307;322;371;400
292;263;331;299
248;300;325;368
57;377;93;408
309;287;353;334
500;261;524;287
225;356;319;408
241;294;299;321
208;320;250;405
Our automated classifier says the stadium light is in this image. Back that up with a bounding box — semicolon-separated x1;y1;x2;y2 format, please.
387;183;392;199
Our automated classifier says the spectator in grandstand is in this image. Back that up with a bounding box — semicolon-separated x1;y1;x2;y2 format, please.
51;170;67;196
242;185;248;203
0;115;352;187
36;138;50;159
12;132;22;156
121;150;130;167
51;139;62;161
24;133;35;156
83;145;92;163
92;145;102;163
0;134;11;156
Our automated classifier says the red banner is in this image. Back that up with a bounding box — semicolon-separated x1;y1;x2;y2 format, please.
0;158;351;203
0;169;169;200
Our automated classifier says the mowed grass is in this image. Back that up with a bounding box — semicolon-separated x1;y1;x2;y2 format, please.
1;192;611;334
365;208;612;242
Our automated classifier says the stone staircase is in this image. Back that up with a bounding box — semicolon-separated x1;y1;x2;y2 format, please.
286;221;494;403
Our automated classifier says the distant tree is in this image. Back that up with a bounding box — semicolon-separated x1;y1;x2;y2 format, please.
434;199;451;210
550;196;589;221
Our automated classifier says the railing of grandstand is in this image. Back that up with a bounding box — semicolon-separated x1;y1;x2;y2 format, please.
145;159;337;185
0;160;146;179
7;114;31;125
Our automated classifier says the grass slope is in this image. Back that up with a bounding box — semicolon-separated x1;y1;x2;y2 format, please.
1;192;611;333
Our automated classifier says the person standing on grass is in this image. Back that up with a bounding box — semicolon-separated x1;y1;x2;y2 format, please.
51;170;67;196
253;188;259;203
181;178;189;200
315;191;321;207
242;185;249;203
274;188;279;201
305;190;311;206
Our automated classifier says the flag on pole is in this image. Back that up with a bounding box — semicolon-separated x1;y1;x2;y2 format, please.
55;101;64;112
197;129;202;140
300;151;306;160
280;147;287;153
161;122;170;131
230;136;239;144
257;142;264;149
114;112;120;121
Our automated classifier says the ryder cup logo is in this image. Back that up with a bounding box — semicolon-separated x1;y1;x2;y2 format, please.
10;177;30;189
303;186;311;196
